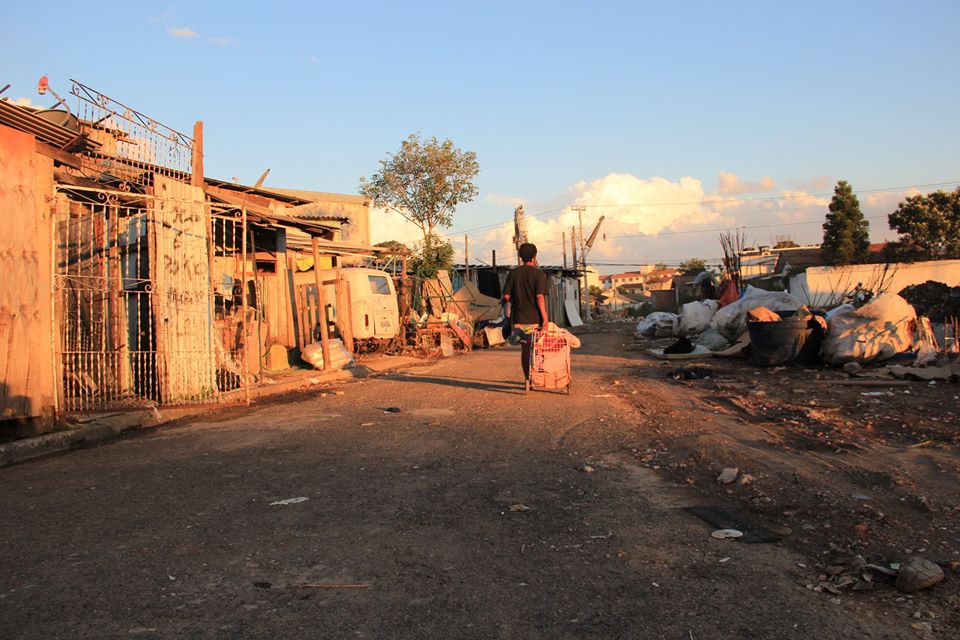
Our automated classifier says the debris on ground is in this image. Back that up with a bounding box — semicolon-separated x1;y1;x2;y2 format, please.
269;497;309;506
685;506;783;543
711;528;743;540
896;557;946;593
716;467;739;484
899;281;960;322
670;366;713;381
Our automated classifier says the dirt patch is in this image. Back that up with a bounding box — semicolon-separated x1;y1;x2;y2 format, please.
612;327;960;628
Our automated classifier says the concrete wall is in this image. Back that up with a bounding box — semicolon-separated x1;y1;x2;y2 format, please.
789;259;960;308
0;125;56;420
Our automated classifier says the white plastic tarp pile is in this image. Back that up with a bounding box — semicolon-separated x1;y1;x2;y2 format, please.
301;339;356;370
678;300;720;336
710;286;804;341
822;293;917;364
635;312;679;338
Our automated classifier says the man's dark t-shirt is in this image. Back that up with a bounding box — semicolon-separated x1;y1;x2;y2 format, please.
504;264;548;324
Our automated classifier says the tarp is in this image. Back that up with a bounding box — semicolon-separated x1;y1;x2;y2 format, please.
451;281;502;323
822;293;917;364
564;300;584;327
710;287;803;341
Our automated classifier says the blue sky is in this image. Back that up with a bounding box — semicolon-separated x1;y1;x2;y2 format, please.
4;1;959;267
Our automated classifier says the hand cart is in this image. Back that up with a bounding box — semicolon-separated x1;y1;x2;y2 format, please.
525;328;572;394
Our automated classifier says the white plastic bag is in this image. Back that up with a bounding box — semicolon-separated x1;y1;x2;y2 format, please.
696;328;731;351
301;339;355;370
710;289;803;341
822;294;916;364
678;300;720;336
635;312;679;338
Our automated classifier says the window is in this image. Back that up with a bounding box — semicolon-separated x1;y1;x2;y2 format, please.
368;275;391;295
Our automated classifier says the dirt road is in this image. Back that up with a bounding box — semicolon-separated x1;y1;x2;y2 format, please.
0;326;954;639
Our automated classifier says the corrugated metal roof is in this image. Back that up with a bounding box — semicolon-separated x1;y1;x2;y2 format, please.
0;99;101;152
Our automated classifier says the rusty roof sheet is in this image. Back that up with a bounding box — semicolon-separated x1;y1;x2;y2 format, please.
0;99;101;152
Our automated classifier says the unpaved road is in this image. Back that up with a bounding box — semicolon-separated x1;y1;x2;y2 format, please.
0;327;953;639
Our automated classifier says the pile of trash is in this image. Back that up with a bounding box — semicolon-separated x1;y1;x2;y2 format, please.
809;554;952;595
633;284;960;375
899;281;960;322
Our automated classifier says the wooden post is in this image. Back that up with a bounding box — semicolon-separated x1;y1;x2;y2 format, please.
334;268;354;354
562;231;567;269
241;209;250;404
343;278;355;352
311;236;331;370
191;121;204;188
464;234;469;283
492;249;496;269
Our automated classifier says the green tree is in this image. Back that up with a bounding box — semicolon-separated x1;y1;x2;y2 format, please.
588;285;604;302
359;133;480;239
678;257;707;275
653;262;668;271
408;234;454;278
772;235;798;249
887;188;960;262
374;240;410;254
822;180;870;265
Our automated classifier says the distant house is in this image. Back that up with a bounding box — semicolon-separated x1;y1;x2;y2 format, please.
739;246;779;277
643;268;679;291
601;289;637;310
602;271;645;290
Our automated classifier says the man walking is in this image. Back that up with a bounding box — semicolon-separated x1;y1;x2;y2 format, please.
503;242;549;383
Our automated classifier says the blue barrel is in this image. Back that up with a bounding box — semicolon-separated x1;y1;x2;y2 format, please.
747;310;823;366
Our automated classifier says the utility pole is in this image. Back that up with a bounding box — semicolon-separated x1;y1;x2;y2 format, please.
570;206;587;322
513;204;528;264
464;234;469;283
562;230;567;269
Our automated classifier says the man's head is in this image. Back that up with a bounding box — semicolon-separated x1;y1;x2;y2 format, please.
518;242;538;264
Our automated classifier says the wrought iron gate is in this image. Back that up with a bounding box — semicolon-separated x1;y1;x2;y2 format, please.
53;184;249;411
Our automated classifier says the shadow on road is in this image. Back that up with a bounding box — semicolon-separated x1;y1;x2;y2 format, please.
386;373;523;395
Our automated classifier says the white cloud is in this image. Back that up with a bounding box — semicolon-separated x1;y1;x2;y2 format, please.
207;36;235;46
717;171;775;195
432;173;928;271
310;56;320;65
484;193;526;207
368;207;424;248
7;97;42;109
168;26;198;38
789;176;835;193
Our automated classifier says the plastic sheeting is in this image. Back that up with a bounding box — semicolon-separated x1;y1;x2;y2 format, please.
635;312;680;338
301;339;355;370
710;287;803;341
678;300;720;336
822;293;917;364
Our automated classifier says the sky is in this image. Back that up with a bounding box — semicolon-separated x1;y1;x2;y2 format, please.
4;1;959;272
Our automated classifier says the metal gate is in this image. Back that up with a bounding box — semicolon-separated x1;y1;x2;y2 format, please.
53;183;249;412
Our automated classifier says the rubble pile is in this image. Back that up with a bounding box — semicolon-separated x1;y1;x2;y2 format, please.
899;281;960;322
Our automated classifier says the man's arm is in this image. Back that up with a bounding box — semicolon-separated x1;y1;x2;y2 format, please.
536;271;549;331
